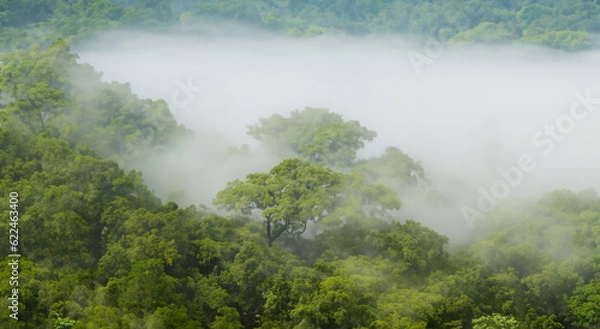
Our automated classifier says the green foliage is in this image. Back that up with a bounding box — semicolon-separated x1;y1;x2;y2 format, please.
0;42;188;167
4;16;600;327
51;310;77;329
290;275;375;328
77;305;124;329
1;0;599;50
0;40;75;132
4;95;600;329
519;30;592;51
247;108;427;202
451;22;514;43
177;0;600;50
210;307;243;329
214;158;347;246
472;314;520;329
352;146;427;192
248;107;377;168
146;305;201;329
567;275;600;328
368;220;449;277
214;157;405;247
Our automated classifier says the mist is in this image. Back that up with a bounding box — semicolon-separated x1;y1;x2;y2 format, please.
74;29;600;242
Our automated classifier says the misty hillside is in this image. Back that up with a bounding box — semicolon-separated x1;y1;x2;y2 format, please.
0;0;599;50
2;0;600;329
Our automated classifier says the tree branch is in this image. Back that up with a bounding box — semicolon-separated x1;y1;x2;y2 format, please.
269;219;289;247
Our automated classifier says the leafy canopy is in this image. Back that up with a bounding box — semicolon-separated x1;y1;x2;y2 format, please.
248;107;376;168
214;158;345;246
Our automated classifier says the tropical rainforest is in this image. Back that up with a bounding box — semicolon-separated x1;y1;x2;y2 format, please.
1;1;600;329
0;0;599;50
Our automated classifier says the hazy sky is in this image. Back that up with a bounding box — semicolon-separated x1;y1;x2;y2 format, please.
76;30;600;240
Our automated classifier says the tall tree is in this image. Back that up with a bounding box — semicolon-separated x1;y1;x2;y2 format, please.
214;158;344;247
247;107;376;168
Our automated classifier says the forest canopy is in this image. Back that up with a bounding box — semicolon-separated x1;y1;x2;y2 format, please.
0;0;599;50
2;44;600;328
2;1;600;328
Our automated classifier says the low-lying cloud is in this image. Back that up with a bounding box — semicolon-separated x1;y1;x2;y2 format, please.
75;29;600;242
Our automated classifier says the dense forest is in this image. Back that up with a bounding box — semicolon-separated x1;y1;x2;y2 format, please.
0;0;599;50
1;1;600;329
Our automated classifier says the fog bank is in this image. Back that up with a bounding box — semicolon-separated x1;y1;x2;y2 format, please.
76;31;600;241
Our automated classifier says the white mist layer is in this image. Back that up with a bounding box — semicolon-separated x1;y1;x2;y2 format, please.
76;31;600;242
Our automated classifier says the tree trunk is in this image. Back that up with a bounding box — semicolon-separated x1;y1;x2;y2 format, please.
266;218;272;247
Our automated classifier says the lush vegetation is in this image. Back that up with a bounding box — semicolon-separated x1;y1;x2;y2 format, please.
1;41;600;328
0;0;599;50
2;1;600;328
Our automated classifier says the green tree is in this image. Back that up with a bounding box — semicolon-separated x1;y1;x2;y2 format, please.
214;158;345;247
290;275;375;328
146;305;201;329
523;262;581;321
367;220;449;277
352;146;427;192
77;306;124;329
210;307;243;329
472;314;520;329
247;107;376;168
114;258;179;317
373;288;438;329
567;275;600;328
519;30;592;51
451;22;514;43
0;40;75;133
